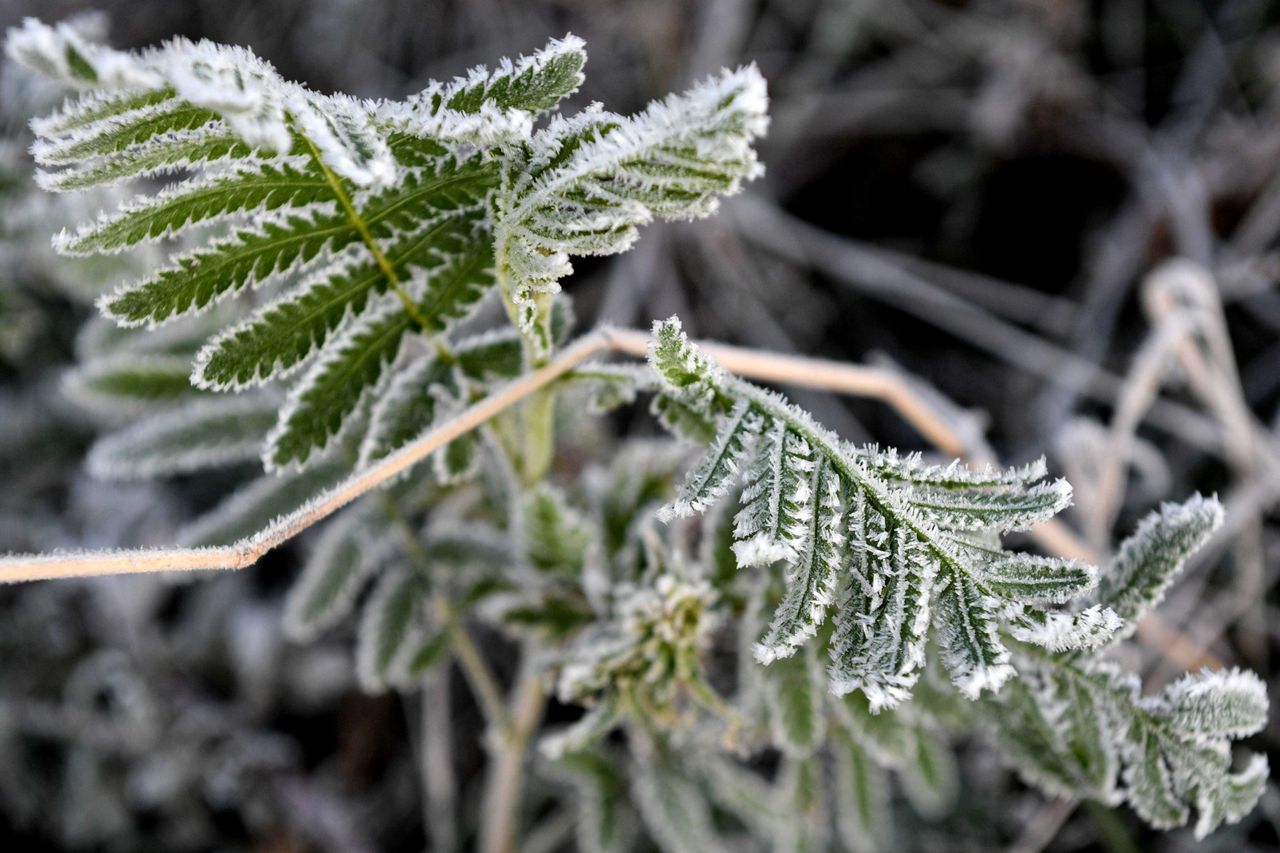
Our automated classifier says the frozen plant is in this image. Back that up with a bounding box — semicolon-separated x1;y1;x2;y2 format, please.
0;17;1269;852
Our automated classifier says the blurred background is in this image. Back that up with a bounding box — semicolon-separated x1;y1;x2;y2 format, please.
1;0;1278;850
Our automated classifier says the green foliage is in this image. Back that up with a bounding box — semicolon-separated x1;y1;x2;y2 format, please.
649;317;1090;708
1092;494;1223;639
492;70;767;356
982;498;1268;839
12;19;765;471
5;16;1270;851
85;396;278;478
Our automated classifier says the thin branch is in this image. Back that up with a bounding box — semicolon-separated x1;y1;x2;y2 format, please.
442;608;510;733
479;663;548;853
0;327;946;582
0;321;1235;674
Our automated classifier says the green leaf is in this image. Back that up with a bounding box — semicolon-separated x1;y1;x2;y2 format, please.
593;440;684;559
701;756;790;838
905;479;1072;533
284;505;388;641
85;396;278;479
861;447;1049;490
454;329;524;382
266;297;411;470
776;758;829;853
834;689;919;768
64;352;203;415
493;67;767;353
754;456;842;661
194;215;486;391
732;418;814;567
984;676;1090;798
177;459;349;547
974;554;1097;604
100;208;357;327
632;742;731;853
36;88;175;137
265;232;495;469
1123;725;1188;830
36;98;221;166
650;321;1095;709
441;35;586;115
403;632;450;677
651;392;718;444
828;490;936;709
554;746;637;853
932;568;1014;699
524;484;591;573
40;129;255;191
1050;669;1118;796
833;733;889;853
648;316;724;412
899;728;958;818
1093;495;1223;638
762;645;826;757
988;650;1269;839
1155;668;1268;741
57;160;330;255
357;567;428;692
659;399;763;521
357;353;463;467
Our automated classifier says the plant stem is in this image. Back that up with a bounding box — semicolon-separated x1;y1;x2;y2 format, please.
0;325;1089;581
479;664;548;853
442;612;509;733
299;133;432;331
520;388;557;485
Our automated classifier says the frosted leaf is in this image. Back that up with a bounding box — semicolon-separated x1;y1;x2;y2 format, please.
658;399;762;521
160;38;292;153
631;743;732;853
493;65;768;354
650;316;1103;708
974;554;1096;604
828;493;936;710
1093;494;1224;640
754;457;843;661
648;316;724;412
987;651;1268;838
732;420;814;567
1007;604;1122;652
761;645;826;756
287;92;397;188
283;504;390;641
1148;668;1267;741
5;17;161;90
906;478;1072;533
85;396;277;479
356;567;430;693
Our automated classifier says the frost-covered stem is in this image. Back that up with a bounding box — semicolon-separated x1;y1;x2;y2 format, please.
298;131;433;332
0;326;1073;580
479;664;548;853
520;388;557;485
601;328;969;456
0;330;617;581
